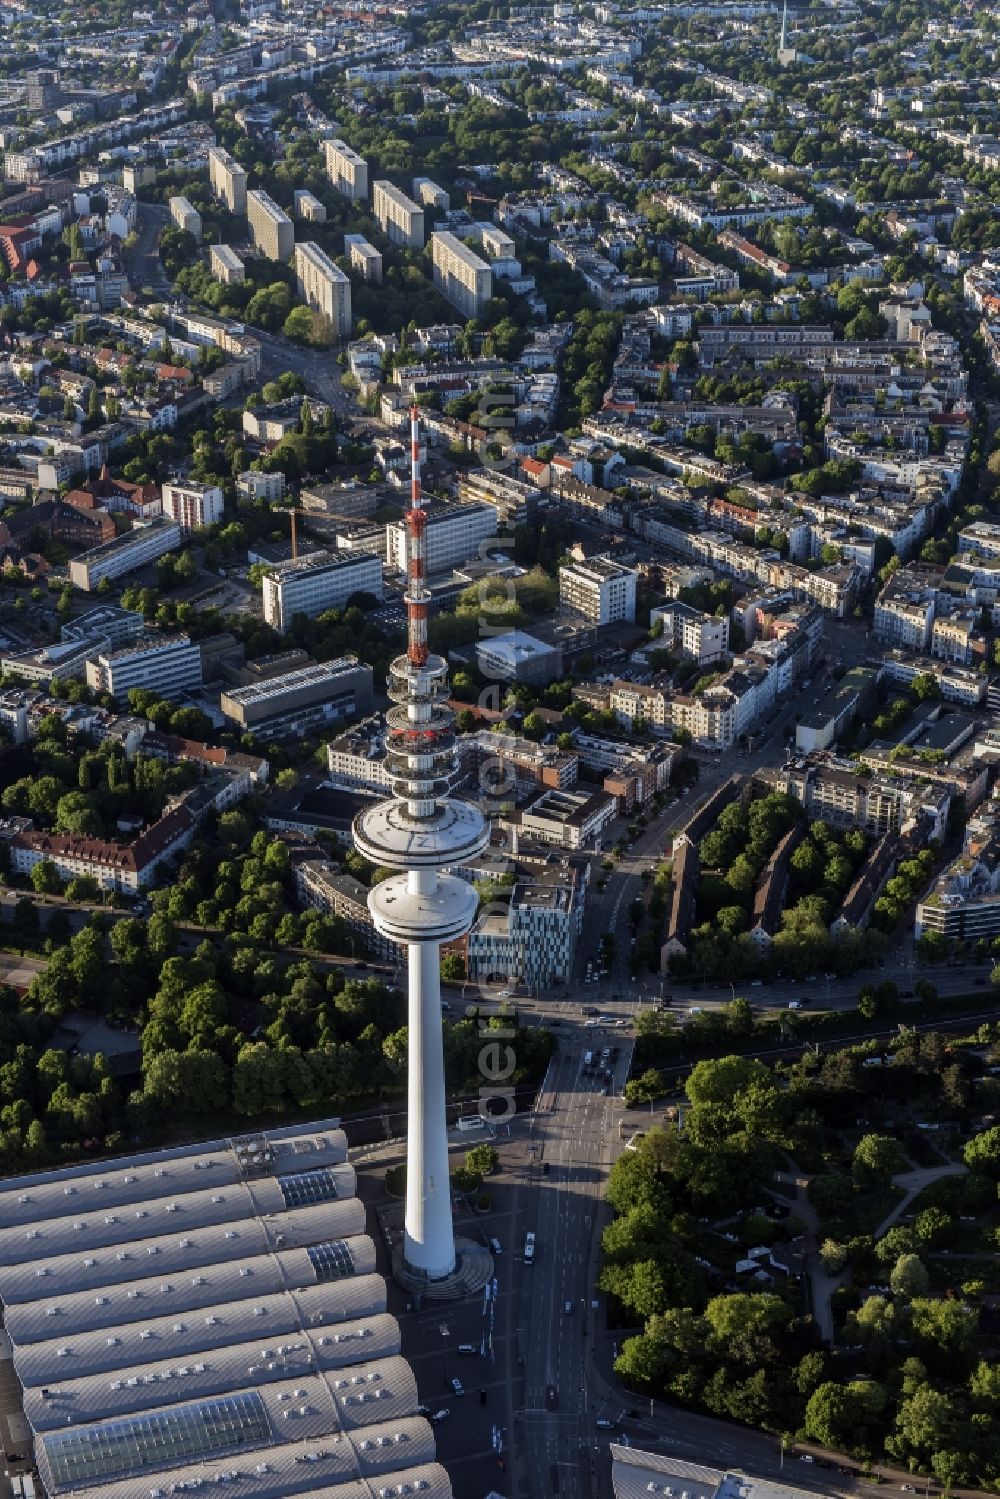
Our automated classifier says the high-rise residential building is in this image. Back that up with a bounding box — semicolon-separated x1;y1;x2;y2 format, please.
25;69;60;112
262;551;383;631
323;138;368;200
207;144;247;214
85;632;204;700
372;181;424;249
386;501;497;576
247;188;294;261
160;479;226;531
293;241;352;337
168;195;201;243
209;243;244;283
412;176;449;210
220;658;373;739
559;555;637;624
431;231;493;318
344;233;382;283
293;189;327;222
68;519;183;592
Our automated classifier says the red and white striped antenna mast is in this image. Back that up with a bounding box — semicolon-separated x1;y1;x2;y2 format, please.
406;403;429;668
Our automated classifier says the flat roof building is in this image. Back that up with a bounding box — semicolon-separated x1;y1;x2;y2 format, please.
386;501;497;576
220;658;374;740
207;144;247;215
247;188;294;262
262;551;382;631
169;194;201;243
476;628;563;684
323;138;368;201
372;180;424;250
68;518;183;592
413;176;449;210
559;554;637;625
294;241;352;338
210;243;245;284
344;233;382;283
431;231;493;319
161;478;225;531
294;188;327;223
85;631;203;701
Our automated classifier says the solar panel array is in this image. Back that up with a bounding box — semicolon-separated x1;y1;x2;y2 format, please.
278;1170;342;1209
307;1241;357;1283
43;1391;271;1487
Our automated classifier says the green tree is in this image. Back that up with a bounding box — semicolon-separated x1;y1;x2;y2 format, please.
889;1253;930;1299
852;1133;904;1188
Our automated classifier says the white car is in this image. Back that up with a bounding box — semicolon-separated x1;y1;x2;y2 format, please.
450;1378;464;1396
497;989;512;998
431;1409;450;1423
788;1000;803;1010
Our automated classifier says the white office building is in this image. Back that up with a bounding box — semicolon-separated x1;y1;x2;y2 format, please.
386;502;498;576
293;241;352;337
262;551;383;631
86;632;203;700
161;480;225;531
559;555;637;624
68;519;183;591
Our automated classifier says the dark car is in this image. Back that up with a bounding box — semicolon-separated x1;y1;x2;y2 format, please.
546;1384;559;1410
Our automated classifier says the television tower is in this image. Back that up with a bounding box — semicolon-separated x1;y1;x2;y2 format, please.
353;406;488;1283
778;0;795;65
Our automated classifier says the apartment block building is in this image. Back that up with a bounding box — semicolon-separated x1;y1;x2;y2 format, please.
68;519;183;591
160;480;225;531
207;144;247;214
169;195;201;243
322;138;368;200
372;180;424;249
412;176;449;210
650;600;729;663
247;188;294;261
431;231;493;319
559;555;637;624
915;814;1000;941
343;234;382;283
386;501;497;576
209;244;244;284
293;189;327;223
85;632;203;700
326;716;393;793
762;753;951;841
220;658;373;740
296;859;401;962
293;241;352;338
262;551;383;631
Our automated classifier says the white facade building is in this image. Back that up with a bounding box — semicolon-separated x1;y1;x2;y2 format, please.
85;632;203;700
262;551;383;631
160;480;225;531
386;502;497;576
559;556;637;624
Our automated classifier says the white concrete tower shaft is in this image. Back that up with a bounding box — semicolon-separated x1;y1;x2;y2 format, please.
352;406;488;1282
